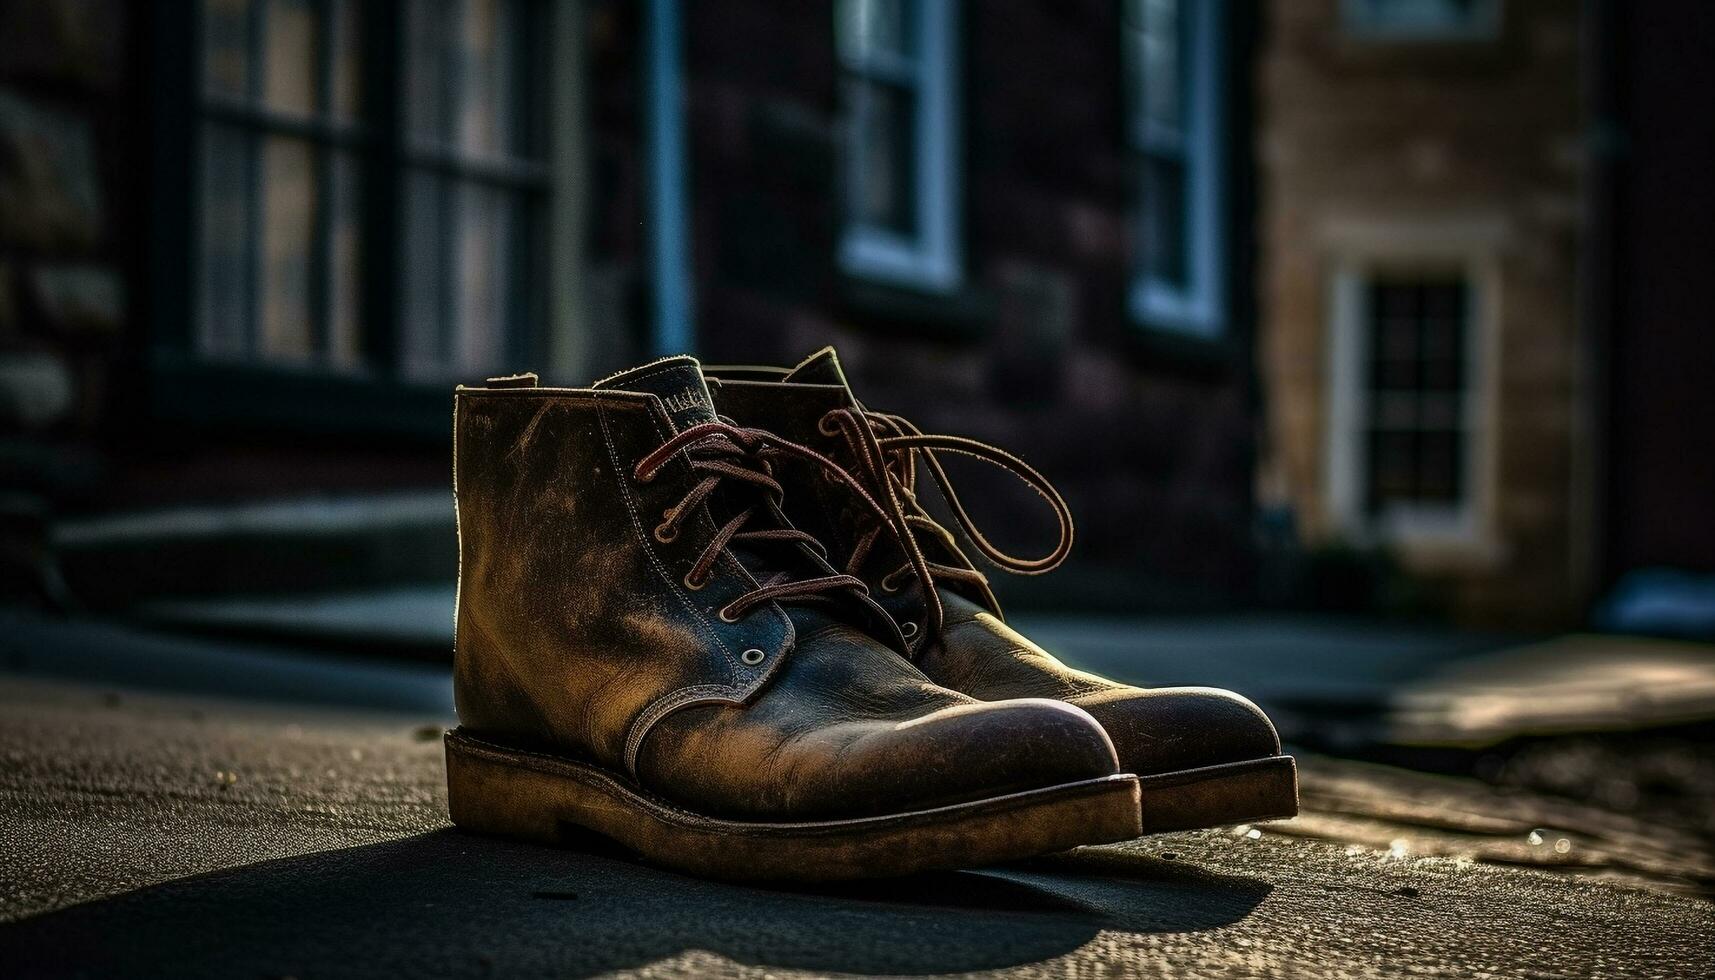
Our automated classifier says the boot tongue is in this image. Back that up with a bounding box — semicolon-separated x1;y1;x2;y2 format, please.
593;355;717;432
782;346;853;391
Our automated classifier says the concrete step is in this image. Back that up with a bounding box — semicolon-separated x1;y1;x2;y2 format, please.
52;492;456;609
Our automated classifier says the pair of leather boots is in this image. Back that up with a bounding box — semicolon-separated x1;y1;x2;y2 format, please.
447;348;1297;881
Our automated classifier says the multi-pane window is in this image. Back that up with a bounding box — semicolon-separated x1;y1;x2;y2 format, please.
195;0;544;383
1362;279;1470;514
1342;0;1501;40
835;0;960;293
200;0;366;371
1124;0;1225;337
399;0;544;380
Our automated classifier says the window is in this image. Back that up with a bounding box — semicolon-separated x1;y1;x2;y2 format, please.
1323;229;1499;555
1124;0;1226;338
835;0;960;293
1342;0;1501;40
1362;279;1468;516
190;0;547;386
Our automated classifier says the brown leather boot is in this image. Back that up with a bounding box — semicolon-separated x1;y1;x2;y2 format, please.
447;356;1141;880
706;348;1299;834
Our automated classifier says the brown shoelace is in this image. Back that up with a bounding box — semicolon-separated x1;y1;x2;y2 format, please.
817;407;1076;634
633;420;908;624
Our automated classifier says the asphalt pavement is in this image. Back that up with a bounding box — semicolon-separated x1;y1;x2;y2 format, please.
2;631;1712;978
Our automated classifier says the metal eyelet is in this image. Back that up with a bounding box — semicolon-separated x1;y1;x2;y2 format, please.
817;412;841;437
740;648;766;665
880;569;907;594
718;606;740;623
899;621;919;638
653;522;678;544
684;572;708;591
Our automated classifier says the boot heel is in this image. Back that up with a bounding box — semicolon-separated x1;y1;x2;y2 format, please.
445;730;572;845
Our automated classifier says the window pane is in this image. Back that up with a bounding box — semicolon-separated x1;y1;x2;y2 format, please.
406;0;534;159
837;0;917;63
330;0;365;121
1417;431;1462;502
1364;278;1470;513
199;125;252;357
1368;431;1418;507
1127;0;1182;135
848;78;917;236
1347;0;1494;34
258;136;317;363
328;151;364;370
452;183;521;374
405;0;447;143
262;0;319;115
400;174;527;379
204;0;251;100
401;171;447;377
455;0;525;159
1141;155;1187;286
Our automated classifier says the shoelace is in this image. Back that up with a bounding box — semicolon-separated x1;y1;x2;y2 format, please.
633;420;906;625
817;407;1075;635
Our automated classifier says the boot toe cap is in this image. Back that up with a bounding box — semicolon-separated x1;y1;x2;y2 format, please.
887;697;1123;802
1069;686;1283;776
638;694;1122;820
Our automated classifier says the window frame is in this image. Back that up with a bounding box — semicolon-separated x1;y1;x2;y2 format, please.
836;0;963;295
1322;219;1505;561
1125;0;1228;340
147;0;577;438
1340;0;1503;42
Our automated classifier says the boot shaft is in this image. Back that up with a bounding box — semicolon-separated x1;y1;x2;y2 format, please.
453;368;798;774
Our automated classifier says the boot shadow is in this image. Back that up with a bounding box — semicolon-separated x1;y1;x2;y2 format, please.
0;828;1270;978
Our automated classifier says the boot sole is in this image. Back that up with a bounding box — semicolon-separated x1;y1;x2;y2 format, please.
1137;755;1300;833
444;728;1143;881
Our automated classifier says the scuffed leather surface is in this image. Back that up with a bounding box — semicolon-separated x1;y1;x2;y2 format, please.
454;388;792;774
455;385;1123;820
926;595;1282;776
636;619;1121;819
708;374;1286;778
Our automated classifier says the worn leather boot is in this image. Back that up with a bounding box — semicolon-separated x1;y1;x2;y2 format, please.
706;348;1299;833
447;356;1142;881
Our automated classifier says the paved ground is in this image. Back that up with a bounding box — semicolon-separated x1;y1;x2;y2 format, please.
2;628;1713;977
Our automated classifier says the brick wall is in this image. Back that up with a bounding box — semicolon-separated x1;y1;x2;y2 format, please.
669;0;1261;609
0;0;1262;612
1255;0;1587;625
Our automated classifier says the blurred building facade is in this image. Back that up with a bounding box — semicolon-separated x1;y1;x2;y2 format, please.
0;0;1708;624
1256;0;1586;625
1254;0;1715;627
0;0;1261;612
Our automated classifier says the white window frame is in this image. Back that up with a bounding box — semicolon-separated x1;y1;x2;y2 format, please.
1322;217;1506;564
837;0;962;294
1340;0;1502;42
1127;0;1226;339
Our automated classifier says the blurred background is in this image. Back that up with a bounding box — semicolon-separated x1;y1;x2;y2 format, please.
1;0;1713;875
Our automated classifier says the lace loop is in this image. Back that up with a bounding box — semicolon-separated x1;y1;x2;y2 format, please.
818;408;1076;633
634;420;889;623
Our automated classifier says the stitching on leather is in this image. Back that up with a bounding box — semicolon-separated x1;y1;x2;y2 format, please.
592;354;696;389
595;397;737;667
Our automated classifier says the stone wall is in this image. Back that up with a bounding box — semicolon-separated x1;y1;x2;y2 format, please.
0;0;134;504
1255;0;1587;625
